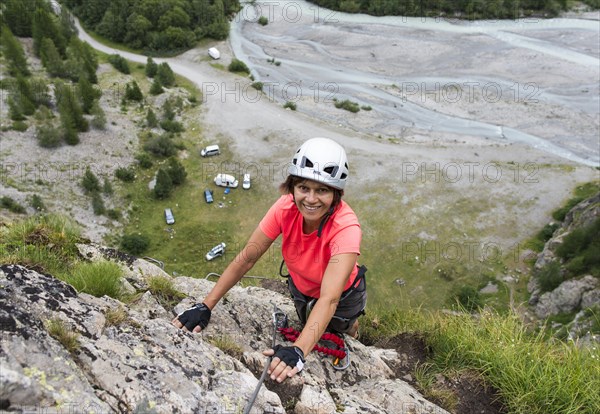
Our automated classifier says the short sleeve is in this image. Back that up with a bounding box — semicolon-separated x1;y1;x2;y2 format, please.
329;224;361;257
258;196;286;240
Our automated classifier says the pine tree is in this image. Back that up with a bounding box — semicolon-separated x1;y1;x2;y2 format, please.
82;167;101;194
90;102;107;130
78;76;100;113
15;76;36;115
153;168;173;199
166;158;187;186
124;81;143;102
149;78;164;95
40;38;64;77
145;57;158;78
55;82;85;145
162;98;175;121
32;8;66;57
8;97;26;121
156;63;175;87
146;109;159;128
1;25;30;76
1;0;34;37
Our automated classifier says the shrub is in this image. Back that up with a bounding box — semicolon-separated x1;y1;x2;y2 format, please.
65;260;123;299
30;194;46;212
228;59;250;74
115;167;136;182
12;121;28;131
108;54;130;74
166;158;187;186
90;103;107;130
91;192;105;215
153;168;173;199
162;99;176;121
556;218;600;277
258;16;269;26
251;81;263;91
120;233;150;256
149;78;164;95
160;119;184;133
1;196;26;214
536;222;559;243
537;261;563;293
450;285;483;312
124;81;143;102
143;134;177;157
36;124;62;148
106;209;121;220
334;99;360;113
283;101;297;110
81;167;101;194
102;178;113;195
136;153;153;169
146;109;159;128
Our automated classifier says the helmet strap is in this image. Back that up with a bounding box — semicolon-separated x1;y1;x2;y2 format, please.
317;206;335;238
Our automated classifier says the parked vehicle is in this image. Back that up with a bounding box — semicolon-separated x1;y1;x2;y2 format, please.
206;242;226;261
208;47;220;60
214;173;238;188
204;189;214;203
164;208;175;225
242;173;251;190
200;144;220;157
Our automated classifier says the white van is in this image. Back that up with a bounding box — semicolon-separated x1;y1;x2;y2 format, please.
164;208;175;225
208;47;220;60
242;173;251;190
200;144;220;157
214;173;238;188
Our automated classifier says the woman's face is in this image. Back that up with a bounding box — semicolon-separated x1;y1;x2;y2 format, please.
293;179;334;224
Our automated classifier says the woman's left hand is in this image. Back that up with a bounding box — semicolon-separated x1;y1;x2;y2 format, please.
263;345;305;383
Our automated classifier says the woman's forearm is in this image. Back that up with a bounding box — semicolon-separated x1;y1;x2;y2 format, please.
293;296;339;357
203;253;255;309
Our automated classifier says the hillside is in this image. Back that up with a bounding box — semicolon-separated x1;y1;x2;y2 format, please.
0;250;451;414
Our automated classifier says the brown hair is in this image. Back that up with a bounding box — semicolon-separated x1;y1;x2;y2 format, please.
279;175;344;208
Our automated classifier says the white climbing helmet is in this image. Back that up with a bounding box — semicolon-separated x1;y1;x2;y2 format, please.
288;137;349;190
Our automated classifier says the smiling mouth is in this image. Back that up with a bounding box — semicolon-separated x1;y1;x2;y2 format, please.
303;204;321;212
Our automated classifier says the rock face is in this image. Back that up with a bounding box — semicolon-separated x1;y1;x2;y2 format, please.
534;276;598;318
528;192;599;336
0;256;449;414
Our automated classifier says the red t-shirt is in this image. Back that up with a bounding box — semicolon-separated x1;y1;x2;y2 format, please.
259;194;361;298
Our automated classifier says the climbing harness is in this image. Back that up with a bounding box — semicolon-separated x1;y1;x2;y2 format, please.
278;326;351;370
243;304;286;414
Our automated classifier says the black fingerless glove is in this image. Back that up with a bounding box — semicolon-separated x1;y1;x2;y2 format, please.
177;303;211;331
272;345;305;372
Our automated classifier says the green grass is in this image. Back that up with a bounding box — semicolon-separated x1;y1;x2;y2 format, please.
0;214;82;277
146;275;186;310
46;318;80;354
361;306;600;414
65;260;123;299
205;333;244;359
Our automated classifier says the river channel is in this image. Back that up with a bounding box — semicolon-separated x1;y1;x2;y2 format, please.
230;0;600;167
